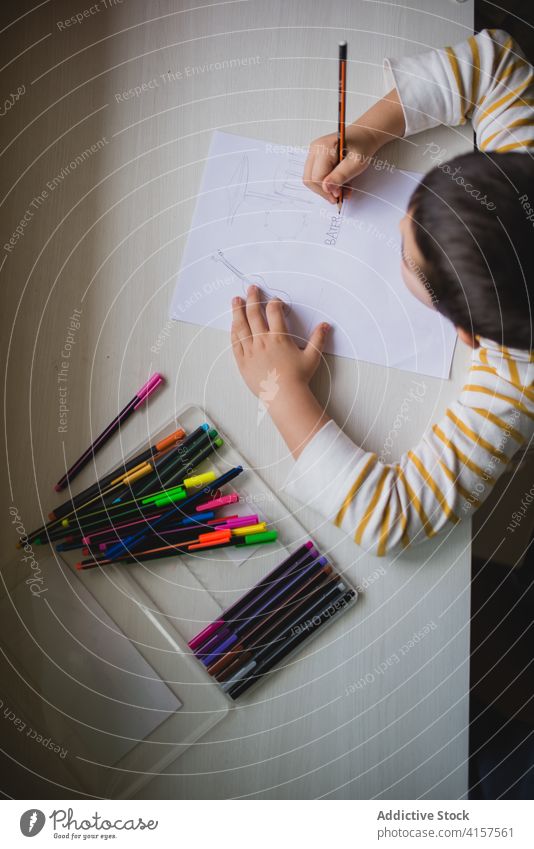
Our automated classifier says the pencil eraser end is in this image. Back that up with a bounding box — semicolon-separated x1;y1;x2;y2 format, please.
54;484;62;492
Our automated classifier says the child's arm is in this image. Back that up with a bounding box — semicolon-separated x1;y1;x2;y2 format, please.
232;289;533;557
306;29;534;203
382;28;534;152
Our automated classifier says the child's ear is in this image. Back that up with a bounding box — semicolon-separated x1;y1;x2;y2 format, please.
456;327;479;348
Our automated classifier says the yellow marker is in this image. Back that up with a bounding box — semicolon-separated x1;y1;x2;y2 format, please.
183;471;216;489
231;522;267;537
59;462;153;528
121;463;153;485
110;460;149;486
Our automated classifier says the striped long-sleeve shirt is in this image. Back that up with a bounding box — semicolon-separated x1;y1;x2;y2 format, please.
283;29;534;557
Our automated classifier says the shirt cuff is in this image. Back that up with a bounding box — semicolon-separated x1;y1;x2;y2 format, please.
282;419;368;518
383;50;454;137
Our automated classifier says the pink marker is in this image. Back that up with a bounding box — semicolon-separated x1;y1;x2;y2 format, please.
214;514;259;530
54;373;164;491
189;620;225;650
196;493;239;512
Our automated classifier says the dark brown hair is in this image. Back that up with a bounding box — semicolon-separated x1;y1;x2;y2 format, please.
409;151;534;350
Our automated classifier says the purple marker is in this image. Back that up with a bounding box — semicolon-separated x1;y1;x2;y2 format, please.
200;555;328;666
189;620;225;651
194;626;233;657
189;541;315;653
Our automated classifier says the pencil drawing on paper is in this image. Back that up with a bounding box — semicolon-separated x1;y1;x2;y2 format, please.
211;249;292;305
226;154;313;232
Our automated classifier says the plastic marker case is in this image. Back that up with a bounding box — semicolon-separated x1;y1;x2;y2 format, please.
53;404;358;796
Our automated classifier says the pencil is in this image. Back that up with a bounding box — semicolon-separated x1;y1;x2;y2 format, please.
54;373;164;491
337;40;347;215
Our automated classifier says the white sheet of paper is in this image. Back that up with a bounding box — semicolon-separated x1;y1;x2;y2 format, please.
171;131;456;379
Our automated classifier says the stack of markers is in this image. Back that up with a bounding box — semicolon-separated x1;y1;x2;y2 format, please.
22;422;278;568
189;541;356;699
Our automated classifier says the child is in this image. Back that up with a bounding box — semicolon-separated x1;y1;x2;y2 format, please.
231;29;534;557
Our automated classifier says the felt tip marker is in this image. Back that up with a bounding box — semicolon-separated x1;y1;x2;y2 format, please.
54;374;164;491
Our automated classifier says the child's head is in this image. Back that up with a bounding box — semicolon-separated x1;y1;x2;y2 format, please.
400;152;534;350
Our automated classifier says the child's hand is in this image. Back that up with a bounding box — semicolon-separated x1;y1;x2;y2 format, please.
303;89;405;204
231;286;332;458
231;286;330;401
303;125;378;204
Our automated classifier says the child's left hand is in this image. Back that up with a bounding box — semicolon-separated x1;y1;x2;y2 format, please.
231;286;330;401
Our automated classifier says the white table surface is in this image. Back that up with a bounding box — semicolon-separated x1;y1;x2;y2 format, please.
0;0;475;799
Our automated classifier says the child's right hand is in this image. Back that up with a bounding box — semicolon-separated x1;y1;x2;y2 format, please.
303;125;378;204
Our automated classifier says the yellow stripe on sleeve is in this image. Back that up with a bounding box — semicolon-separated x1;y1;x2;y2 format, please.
354;468;389;545
407;451;460;524
471;364;498;379
396;466;436;539
334;454;377;528
481;116;534;150
398;510;410;549
471;407;525;444
493;138;534;152
446;409;509;463
470;365;534;402
437;458;479;504
477;74;534;124
445;46;467;122
377;503;391;557
432;424;495;482
507;97;534;110
463;384;534;421
494;56;527;87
